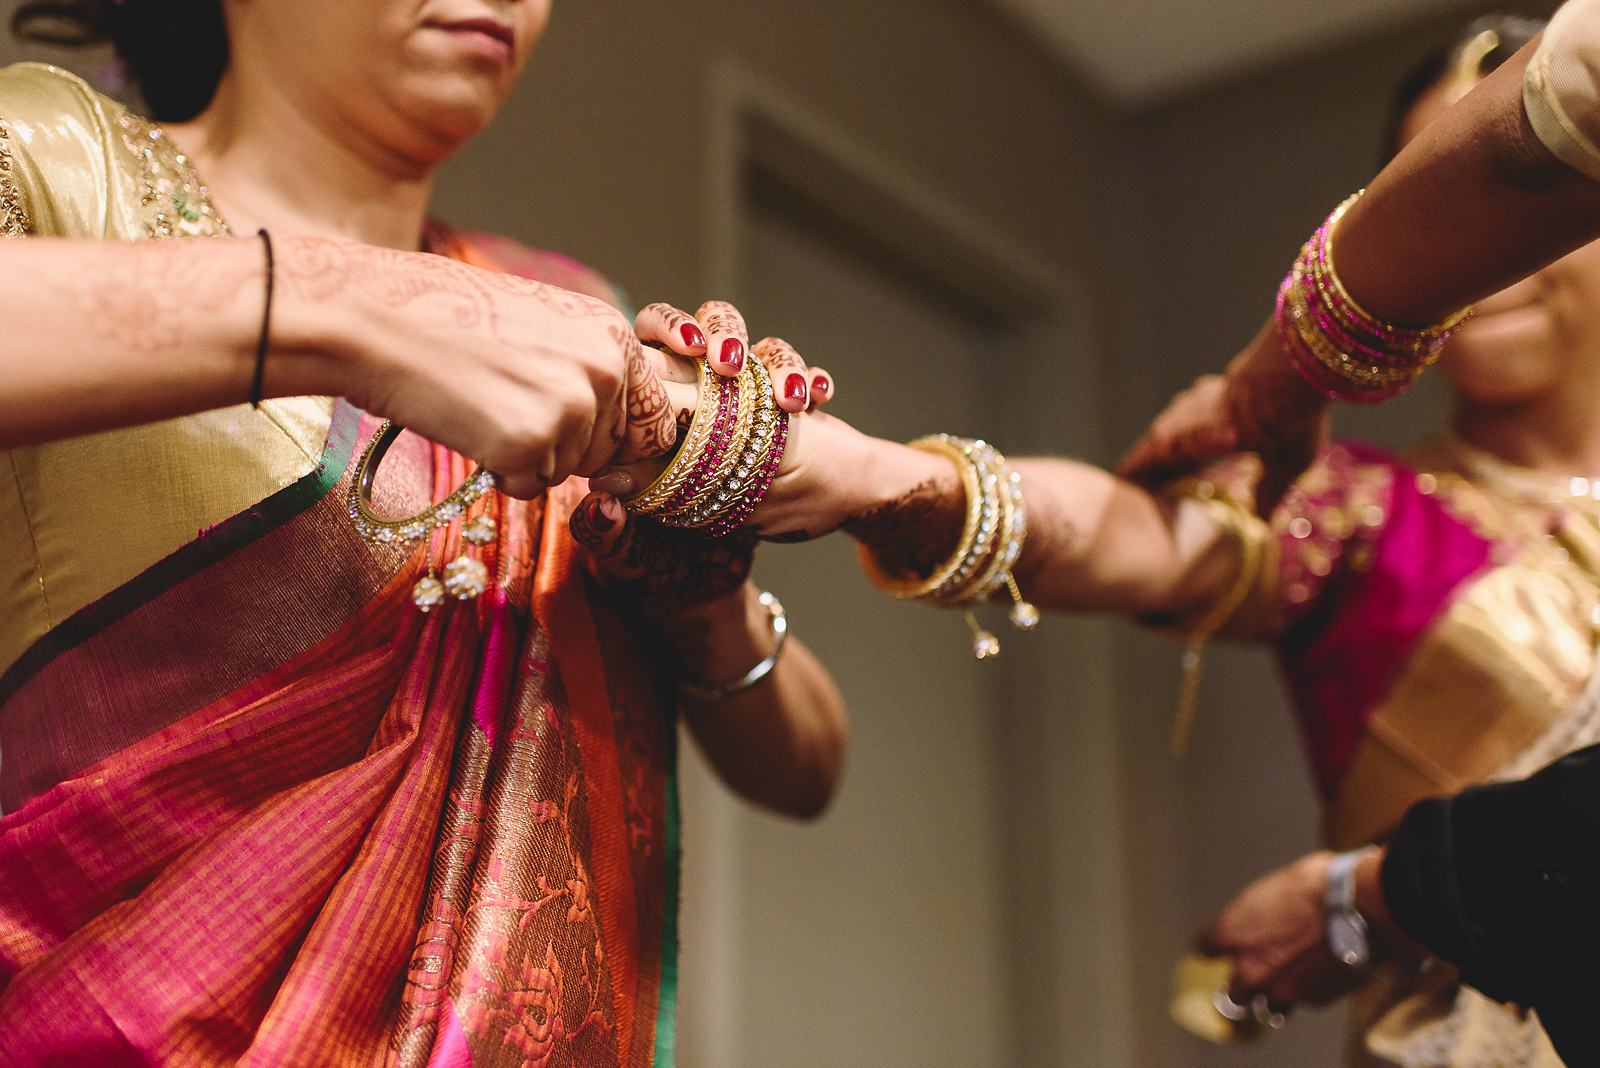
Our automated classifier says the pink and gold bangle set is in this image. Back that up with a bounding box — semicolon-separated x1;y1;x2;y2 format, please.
1277;192;1472;404
624;357;790;535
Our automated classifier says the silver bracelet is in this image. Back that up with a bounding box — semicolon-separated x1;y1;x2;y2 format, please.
679;591;788;701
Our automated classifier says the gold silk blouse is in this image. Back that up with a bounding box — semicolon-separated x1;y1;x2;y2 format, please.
1181;441;1600;1067
1190;440;1600;848
0;63;333;676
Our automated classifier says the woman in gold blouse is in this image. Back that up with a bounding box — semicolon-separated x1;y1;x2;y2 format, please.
0;0;846;1062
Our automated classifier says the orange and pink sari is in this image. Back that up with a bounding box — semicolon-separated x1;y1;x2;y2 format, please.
0;228;679;1066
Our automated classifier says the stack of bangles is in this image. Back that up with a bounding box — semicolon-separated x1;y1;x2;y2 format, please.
623;356;790;534
1277;191;1473;403
858;434;1039;660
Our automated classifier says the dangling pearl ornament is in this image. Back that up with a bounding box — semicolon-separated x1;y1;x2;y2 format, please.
439;512;497;600
1009;600;1041;632
966;611;1002;659
412;574;447;612
349;420;501;613
462;514;498;547
442;555;490;599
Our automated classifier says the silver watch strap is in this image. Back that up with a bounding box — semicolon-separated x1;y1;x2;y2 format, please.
1325;847;1378;969
1325;849;1365;911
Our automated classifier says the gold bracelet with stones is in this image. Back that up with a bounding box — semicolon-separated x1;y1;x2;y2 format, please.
858;436;983;601
684;359;779;530
860;435;1039;659
623;357;791;535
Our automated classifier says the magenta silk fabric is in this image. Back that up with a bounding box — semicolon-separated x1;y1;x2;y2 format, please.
1278;442;1496;798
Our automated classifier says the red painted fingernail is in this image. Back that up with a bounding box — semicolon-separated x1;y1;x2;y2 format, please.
680;323;706;349
600;496;624;523
785;373;808;404
721;338;746;371
812;374;830;396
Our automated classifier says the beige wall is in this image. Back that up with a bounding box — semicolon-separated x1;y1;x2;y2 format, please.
0;0;1565;1063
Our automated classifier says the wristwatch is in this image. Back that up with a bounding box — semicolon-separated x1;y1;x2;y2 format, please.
1324;847;1378;969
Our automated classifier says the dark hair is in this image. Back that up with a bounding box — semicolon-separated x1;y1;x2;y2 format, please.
10;0;228;122
1383;13;1546;161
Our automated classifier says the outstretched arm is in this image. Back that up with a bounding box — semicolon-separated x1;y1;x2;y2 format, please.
1123;19;1600;497
0;236;680;495
771;418;1242;619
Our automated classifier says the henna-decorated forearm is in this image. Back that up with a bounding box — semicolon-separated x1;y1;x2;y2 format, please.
842;476;966;579
833;441;1223;619
1;236;278;445
570;494;756;634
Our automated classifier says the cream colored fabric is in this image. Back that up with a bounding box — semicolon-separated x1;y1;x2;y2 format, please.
0;63;333;675
1525;0;1600;182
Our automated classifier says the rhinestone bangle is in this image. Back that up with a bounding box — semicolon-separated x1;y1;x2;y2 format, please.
348;420;496;545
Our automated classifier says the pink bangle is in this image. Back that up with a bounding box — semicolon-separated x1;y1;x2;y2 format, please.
660;374;738;515
708;413;789;538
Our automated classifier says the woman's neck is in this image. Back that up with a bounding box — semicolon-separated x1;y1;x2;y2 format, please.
164;73;438;250
1452;383;1600;477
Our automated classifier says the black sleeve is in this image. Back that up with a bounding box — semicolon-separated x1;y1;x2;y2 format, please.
1380;741;1600;1007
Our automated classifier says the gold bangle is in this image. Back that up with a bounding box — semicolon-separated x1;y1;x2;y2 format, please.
347;420;500;612
964;463;1021;604
627;358;726;515
347;420;496;545
934;441;1010;605
682;359;764;528
858;435;1038;659
858;436;982;600
1283;269;1427;388
1320;193;1473;338
1168;487;1265;756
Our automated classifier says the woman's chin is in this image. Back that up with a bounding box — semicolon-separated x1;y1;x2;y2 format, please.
1440;359;1553;407
394;69;511;136
1447;306;1550;356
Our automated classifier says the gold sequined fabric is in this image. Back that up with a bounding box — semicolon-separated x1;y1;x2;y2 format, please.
0;63;333;675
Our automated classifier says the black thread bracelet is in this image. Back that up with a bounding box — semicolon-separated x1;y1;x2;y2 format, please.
250;228;275;408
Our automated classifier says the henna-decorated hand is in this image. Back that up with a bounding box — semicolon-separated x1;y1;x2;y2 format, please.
585;302;855;540
631;300;833;412
1116;323;1331;515
307;238;681;498
568;492;759;624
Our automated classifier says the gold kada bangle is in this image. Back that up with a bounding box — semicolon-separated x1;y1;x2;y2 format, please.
856;437;983;600
626;358;727;514
684;359;766;529
1321;193;1472;339
348;420;501;611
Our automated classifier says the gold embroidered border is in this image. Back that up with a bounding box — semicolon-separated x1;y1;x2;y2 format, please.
0;118;27;237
